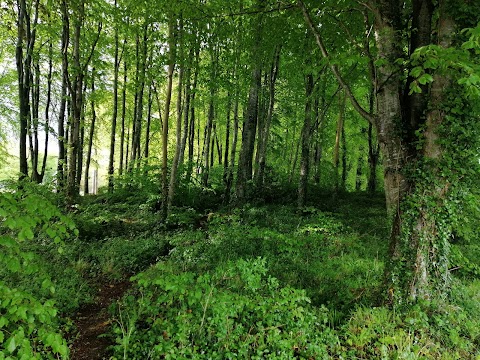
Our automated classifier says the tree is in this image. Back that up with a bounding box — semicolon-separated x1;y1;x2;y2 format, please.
15;0;38;179
299;0;480;301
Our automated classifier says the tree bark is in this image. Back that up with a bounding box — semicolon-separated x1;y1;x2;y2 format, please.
235;2;264;202
333;92;346;194
161;18;176;220
119;48;127;176
84;71;97;195
16;0;35;179
255;45;281;187
108;0;119;192
40;40;53;183
168;16;185;210
297;72;314;208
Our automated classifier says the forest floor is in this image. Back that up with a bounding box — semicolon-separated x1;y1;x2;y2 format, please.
70;280;131;360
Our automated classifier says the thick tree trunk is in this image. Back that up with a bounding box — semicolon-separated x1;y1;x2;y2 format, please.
385;0;454;302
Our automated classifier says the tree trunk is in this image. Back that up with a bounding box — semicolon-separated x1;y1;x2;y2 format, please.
297;72;314;208
384;0;454;302
341;121;347;190
57;8;69;189
224;93;240;204
255;45;281;187
235;4;263;202
66;0;85;201
40;40;53;183
167;16;184;211
16;0;35;179
202;94;214;186
119;50;127;176
84;71;97;195
333;92;346;194
185;45;200;183
130;24;148;169
108;1;119;192
367;123;379;193
144;82;153;161
161;18;176;220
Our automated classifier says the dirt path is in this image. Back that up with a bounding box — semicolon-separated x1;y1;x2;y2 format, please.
70;280;131;360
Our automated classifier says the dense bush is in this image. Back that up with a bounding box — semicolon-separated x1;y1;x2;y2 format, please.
0;183;74;358
110;258;339;359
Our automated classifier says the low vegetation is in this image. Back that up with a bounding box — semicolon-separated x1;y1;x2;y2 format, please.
1;176;479;359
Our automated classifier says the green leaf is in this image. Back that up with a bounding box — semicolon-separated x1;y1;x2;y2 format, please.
418;73;433;85
6;257;20;273
6;336;16;353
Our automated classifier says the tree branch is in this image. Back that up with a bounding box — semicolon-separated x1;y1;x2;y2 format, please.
297;0;375;125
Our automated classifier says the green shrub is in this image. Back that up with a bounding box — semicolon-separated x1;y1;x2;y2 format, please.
0;183;74;358
110;258;338;359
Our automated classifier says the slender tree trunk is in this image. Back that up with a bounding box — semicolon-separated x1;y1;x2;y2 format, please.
255;45;281;187
40;40;53;182
297;72;314;208
202;95;214;186
223;94;232;183
57;0;69;189
66;2;101;201
341;121;347;190
130;24;148;169
161;18;176;220
144;82;153;160
30;55;41;182
333;92;346;194
66;0;85;201
16;0;35;179
367;123;379;192
84;71;97;195
224;93;240;203
185;45;200;182
178;43;196;167
355;151;364;191
119;51;127;176
289;136;301;185
108;1;119;192
168;16;184;210
235;4;263;202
